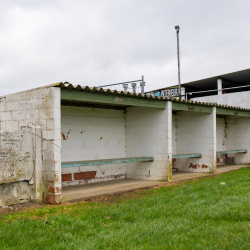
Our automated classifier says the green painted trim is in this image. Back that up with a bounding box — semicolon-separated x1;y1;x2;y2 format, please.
217;149;247;154
172;154;202;158
172;102;212;113
61;157;154;168
61;89;165;109
216;108;250;117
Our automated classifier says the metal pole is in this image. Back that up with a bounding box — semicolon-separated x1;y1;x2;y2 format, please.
175;26;181;100
141;75;144;94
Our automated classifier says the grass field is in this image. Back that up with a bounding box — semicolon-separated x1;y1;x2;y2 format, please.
1;167;250;250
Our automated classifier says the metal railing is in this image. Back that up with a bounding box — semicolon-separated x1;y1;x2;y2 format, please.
96;76;145;94
187;84;250;99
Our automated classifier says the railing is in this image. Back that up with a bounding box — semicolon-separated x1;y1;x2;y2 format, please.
187;84;250;99
96;76;145;94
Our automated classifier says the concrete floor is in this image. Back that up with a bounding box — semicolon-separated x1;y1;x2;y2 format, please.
62;179;161;202
62;164;248;202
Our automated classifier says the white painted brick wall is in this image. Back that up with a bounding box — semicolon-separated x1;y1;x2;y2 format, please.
61;106;126;185
0;87;61;200
125;104;171;181
174;110;216;173
172;114;177;155
216;117;227;152
226;116;250;164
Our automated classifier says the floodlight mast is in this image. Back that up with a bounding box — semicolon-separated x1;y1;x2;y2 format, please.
175;25;181;100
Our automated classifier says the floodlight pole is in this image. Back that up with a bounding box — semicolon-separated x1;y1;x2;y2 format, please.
175;25;181;100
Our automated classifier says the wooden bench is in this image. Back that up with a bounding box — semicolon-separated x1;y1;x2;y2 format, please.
172;154;202;159
172;154;202;171
217;150;247;164
61;157;154;168
216;149;247;155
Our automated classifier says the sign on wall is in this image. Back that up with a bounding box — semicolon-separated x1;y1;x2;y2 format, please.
154;88;179;98
148;87;185;98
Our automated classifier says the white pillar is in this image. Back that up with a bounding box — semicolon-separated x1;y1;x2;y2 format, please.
212;107;217;174
217;78;222;95
181;87;186;100
166;101;172;181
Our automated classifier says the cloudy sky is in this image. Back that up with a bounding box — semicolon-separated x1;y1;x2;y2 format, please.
0;0;250;96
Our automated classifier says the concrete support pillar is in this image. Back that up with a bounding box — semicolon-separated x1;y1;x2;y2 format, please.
181;87;186;100
166;101;173;181
211;107;217;174
217;78;222;95
43;87;62;205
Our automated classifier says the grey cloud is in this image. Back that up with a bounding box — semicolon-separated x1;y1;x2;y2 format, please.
0;0;250;96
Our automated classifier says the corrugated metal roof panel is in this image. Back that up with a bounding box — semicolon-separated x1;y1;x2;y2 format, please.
54;82;250;111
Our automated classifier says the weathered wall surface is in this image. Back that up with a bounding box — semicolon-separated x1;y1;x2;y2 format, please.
174;109;216;173
125;103;171;181
216;117;227;165
172;115;177;155
0;131;34;206
0;181;32;207
216;117;227;152
61;106;126;185
0;131;33;184
226;116;250;164
192;91;250;109
0;87;61;204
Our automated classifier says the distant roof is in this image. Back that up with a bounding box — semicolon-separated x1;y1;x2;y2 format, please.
182;68;250;93
147;68;250;94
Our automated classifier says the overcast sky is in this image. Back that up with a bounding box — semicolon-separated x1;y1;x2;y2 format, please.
0;0;250;96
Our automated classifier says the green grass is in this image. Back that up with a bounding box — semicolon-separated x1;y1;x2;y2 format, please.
1;168;250;250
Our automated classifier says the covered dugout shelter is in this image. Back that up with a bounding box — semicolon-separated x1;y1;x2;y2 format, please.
1;82;250;205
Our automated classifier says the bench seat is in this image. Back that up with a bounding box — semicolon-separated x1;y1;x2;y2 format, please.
172;154;202;159
217;149;247;154
61;157;154;168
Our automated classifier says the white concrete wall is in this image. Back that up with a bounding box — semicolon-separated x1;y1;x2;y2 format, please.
192;90;250;165
216;117;227;165
174;110;216;173
125;103;172;181
192;91;250;109
0;131;33;184
0;127;43;206
0;87;61;204
216;117;227;152
172;114;177;155
0;130;33;206
61;106;126;185
226;116;250;164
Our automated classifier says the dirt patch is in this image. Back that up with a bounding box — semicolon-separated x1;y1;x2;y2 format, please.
0;202;48;216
